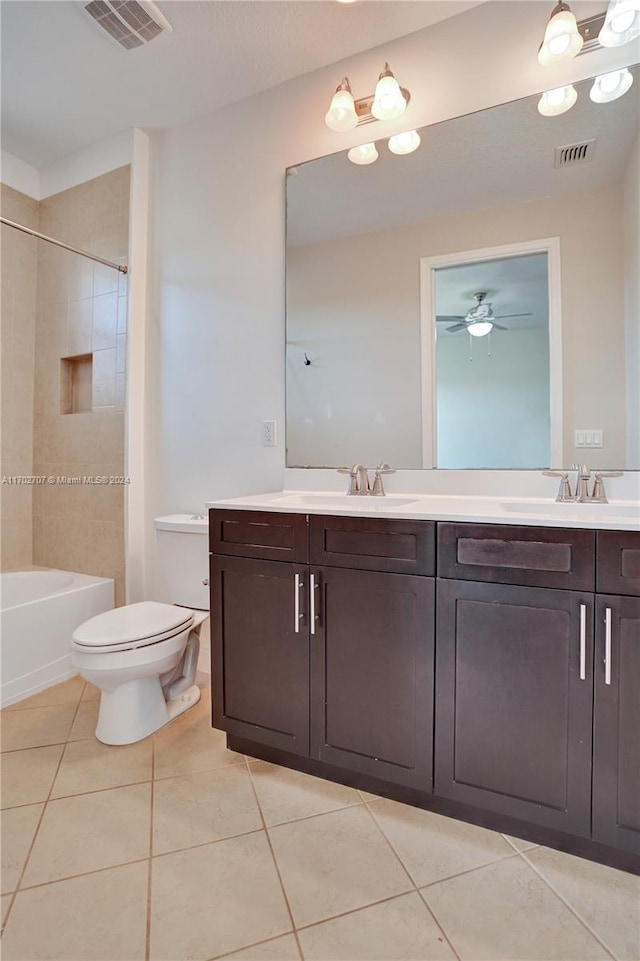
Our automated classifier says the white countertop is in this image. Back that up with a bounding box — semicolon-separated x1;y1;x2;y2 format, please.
206;490;640;531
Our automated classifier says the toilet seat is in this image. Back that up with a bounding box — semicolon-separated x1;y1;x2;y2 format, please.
72;601;194;654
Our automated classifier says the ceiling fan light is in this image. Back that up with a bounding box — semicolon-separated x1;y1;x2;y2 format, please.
347;142;378;165
325;80;358;132
388;130;420;155
598;0;640;46
372;64;407;120
538;84;578;116
538;2;584;65
468;321;493;338
590;68;634;102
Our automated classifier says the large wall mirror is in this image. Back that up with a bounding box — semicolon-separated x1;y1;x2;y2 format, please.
285;68;639;470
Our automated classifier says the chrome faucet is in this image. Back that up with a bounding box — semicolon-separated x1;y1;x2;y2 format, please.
543;465;622;503
337;464;370;495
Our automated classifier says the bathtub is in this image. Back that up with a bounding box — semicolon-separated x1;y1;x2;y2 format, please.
0;569;114;708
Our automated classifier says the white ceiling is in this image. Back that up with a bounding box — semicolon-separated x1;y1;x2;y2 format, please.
286;67;640;246
0;0;482;168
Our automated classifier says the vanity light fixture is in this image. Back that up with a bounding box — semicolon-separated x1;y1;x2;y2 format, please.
598;0;640;46
388;129;421;155
324;78;358;132
538;2;584;65
590;68;634;101
324;63;410;131
371;64;407;120
538;84;578;116
347;142;378;165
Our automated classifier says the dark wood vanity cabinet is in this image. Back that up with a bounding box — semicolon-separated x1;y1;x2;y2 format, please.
210;510;640;873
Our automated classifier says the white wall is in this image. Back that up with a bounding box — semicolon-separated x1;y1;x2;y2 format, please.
623;133;640;469
437;327;550;469
141;0;635;598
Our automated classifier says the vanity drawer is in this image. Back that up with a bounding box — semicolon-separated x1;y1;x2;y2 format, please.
438;523;595;591
597;531;640;597
209;509;308;562
310;514;435;575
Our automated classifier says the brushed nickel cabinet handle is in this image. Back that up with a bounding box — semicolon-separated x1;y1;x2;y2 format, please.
579;604;587;681
604;607;612;686
310;573;317;635
294;573;303;633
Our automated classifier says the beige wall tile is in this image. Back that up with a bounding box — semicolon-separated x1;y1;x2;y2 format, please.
92;348;116;408
66;299;92;355
92;292;118;350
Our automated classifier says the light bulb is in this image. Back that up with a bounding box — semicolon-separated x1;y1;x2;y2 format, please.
347;142;378;165
538;84;578;116
388;130;421;155
599;0;640;46
324;80;357;132
590;68;634;102
468;321;493;338
538;3;583;65
372;64;407;120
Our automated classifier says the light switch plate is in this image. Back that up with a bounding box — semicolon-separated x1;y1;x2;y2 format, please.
574;429;603;448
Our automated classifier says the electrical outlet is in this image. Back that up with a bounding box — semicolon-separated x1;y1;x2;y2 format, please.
574;429;603;448
262;420;277;447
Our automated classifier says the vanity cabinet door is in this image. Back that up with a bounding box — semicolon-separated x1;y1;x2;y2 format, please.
211;555;310;756
592;595;640;854
311;566;435;790
435;579;594;836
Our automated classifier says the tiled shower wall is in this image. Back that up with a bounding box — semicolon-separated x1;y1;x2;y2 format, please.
1;166;130;605
1;186;39;568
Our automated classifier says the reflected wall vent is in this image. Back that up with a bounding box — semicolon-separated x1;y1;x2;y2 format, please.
84;0;172;49
554;140;596;168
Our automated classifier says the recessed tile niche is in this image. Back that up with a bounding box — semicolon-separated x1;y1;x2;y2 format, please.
60;354;92;414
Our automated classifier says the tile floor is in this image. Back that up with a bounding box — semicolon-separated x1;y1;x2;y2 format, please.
1;675;639;961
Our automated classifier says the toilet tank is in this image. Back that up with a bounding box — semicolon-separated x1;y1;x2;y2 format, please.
154;514;209;611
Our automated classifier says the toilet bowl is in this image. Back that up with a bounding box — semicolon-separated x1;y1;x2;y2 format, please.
71;514;210;745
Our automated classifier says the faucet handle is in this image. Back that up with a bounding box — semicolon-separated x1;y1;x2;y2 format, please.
337;466;359;495
371;463;396;496
542;470;572;502
591;471;622;504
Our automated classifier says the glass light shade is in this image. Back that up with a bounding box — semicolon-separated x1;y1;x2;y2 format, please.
372;74;407;120
347;142;378;165
599;0;640;46
590;68;634;102
538;6;584;65
325;88;358;132
537;84;578;116
468;321;493;338
388;130;421;155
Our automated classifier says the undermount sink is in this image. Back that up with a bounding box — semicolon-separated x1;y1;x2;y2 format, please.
501;500;639;519
271;493;417;510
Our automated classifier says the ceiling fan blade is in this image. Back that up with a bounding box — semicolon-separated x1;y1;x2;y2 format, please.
436;315;465;322
446;323;467;333
494;312;533;320
491;322;508;331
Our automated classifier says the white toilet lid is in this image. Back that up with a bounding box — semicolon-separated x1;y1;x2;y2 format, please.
73;601;193;650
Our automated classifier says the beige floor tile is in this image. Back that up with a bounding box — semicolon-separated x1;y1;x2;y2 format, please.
368;799;514;886
4;676;86;711
67;699;100;741
249;760;361;827
358;789;382;801
1;892;12;925
1;860;148;960
22;782;151;886
153;694;244;779
526;846;640;961
422;855;610;961
51;736;152;798
1;803;44;893
150;832;291;960
1;744;64;808
216;934;301;960
269;805;412;928
298;891;456;961
81;681;101;700
0;704;76;751
502;833;539;853
153;765;262;855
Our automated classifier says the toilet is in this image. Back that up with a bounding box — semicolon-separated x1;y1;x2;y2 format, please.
71;514;209;745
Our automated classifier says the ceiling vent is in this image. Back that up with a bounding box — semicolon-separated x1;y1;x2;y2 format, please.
84;0;172;50
554;140;597;169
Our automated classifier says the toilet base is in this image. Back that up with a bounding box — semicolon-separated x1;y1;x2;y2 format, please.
95;677;201;745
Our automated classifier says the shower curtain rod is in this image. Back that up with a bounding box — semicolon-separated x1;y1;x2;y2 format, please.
0;217;128;274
